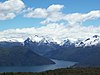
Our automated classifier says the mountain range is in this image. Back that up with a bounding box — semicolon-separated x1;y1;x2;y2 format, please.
0;35;100;67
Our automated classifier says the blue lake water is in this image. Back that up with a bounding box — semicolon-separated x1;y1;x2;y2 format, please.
0;59;76;72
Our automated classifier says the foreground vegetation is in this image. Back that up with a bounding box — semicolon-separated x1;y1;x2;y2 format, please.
0;67;100;75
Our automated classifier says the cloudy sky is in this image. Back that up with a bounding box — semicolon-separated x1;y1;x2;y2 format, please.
0;0;100;42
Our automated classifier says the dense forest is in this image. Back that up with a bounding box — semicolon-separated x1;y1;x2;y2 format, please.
0;67;100;75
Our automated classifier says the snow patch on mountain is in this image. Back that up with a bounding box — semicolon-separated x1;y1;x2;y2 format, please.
28;35;55;43
76;35;100;47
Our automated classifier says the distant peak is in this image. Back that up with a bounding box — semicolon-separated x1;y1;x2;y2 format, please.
93;35;100;38
24;37;32;43
26;37;31;41
34;35;39;37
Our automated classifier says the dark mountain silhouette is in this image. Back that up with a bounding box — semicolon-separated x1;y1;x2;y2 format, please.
0;42;55;66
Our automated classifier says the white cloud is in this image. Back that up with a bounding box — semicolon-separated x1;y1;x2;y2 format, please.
64;10;100;26
24;4;100;26
47;4;64;12
0;0;25;20
24;8;47;18
40;12;64;24
0;23;100;43
24;4;64;24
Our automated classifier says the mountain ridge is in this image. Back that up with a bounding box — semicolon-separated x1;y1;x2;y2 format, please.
1;35;100;48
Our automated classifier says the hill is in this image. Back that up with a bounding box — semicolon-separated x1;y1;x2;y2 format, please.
0;43;55;66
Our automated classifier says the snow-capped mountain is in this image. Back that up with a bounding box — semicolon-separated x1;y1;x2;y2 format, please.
0;35;55;43
76;35;100;47
60;38;78;46
25;35;56;45
0;35;100;48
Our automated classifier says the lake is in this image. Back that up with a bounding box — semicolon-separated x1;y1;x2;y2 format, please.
0;59;76;72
